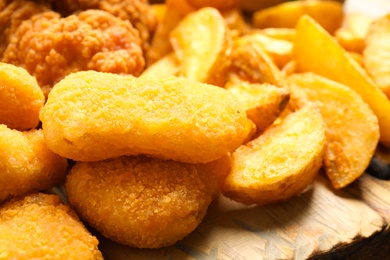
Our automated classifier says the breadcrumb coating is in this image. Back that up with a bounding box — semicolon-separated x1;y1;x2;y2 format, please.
0;62;44;130
0;125;68;203
52;0;157;52
65;156;219;248
40;71;252;163
2;9;144;95
0;193;103;259
0;0;50;58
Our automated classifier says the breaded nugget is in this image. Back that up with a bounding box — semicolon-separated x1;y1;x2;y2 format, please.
0;193;103;259
40;71;252;163
0;125;68;203
65;156;219;248
0;62;44;130
52;0;157;52
2;10;144;95
0;0;50;58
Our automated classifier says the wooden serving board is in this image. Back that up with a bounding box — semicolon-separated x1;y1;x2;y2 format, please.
96;173;390;259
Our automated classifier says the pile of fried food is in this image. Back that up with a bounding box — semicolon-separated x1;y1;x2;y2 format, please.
1;0;390;256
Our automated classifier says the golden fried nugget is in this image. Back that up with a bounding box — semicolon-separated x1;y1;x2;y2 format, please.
40;71;252;163
65;156;219;248
0;193;103;259
2;10;144;96
0;0;50;58
363;14;390;98
0;125;68;203
0;62;44;130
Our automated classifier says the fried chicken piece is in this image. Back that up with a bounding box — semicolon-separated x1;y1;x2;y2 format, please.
0;193;103;259
53;0;157;52
0;125;68;203
65;156;219;248
0;0;50;58
2;10;144;95
0;62;44;130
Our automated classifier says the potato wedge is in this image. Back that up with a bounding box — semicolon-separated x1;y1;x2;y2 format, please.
286;73;379;189
146;0;195;66
363;14;390;99
141;53;180;78
237;33;293;69
226;82;290;133
259;28;296;42
221;9;251;36
170;7;232;86
253;0;343;34
294;15;390;148
151;4;166;24
230;36;283;86
335;13;373;53
186;0;240;10
223;105;326;205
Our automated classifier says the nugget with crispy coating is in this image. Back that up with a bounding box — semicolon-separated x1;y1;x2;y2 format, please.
0;125;68;203
0;0;50;58
40;71;252;163
52;0;157;52
2;10;144;96
0;62;44;130
0;192;103;259
65;156;219;248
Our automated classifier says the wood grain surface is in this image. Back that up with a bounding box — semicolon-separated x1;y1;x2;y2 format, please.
97;174;389;260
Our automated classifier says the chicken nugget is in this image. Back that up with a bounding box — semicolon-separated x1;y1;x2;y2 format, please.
40;71;252;163
2;10;144;96
0;125;68;203
52;0;157;52
0;0;50;58
0;62;44;130
65;156;219;248
0;192;103;259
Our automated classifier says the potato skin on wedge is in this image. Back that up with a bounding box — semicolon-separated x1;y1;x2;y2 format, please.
286;73;379;189
222;105;326;205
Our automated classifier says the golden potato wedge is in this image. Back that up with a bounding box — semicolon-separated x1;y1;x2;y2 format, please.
259;28;296;42
240;0;284;13
363;14;390;99
170;7;232;86
226;82;290;133
281;60;297;77
222;105;326;205
237;33;293;69
221;9;251;36
286;73;379;189
253;0;343;34
294;15;390;148
141;53;180;77
0;62;44;130
230;36;283;86
186;0;240;10
335;13;373;53
151;3;166;24
146;0;195;66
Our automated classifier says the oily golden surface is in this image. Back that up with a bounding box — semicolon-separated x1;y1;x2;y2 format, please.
226;82;290;133
0;125;68;203
186;0;240;10
0;62;44;130
294;15;390;148
223;105;326;205
65;156;219;248
287;73;379;188
363;14;390;98
2;10;144;96
40;71;251;163
0;193;103;259
170;7;232;86
253;0;343;35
